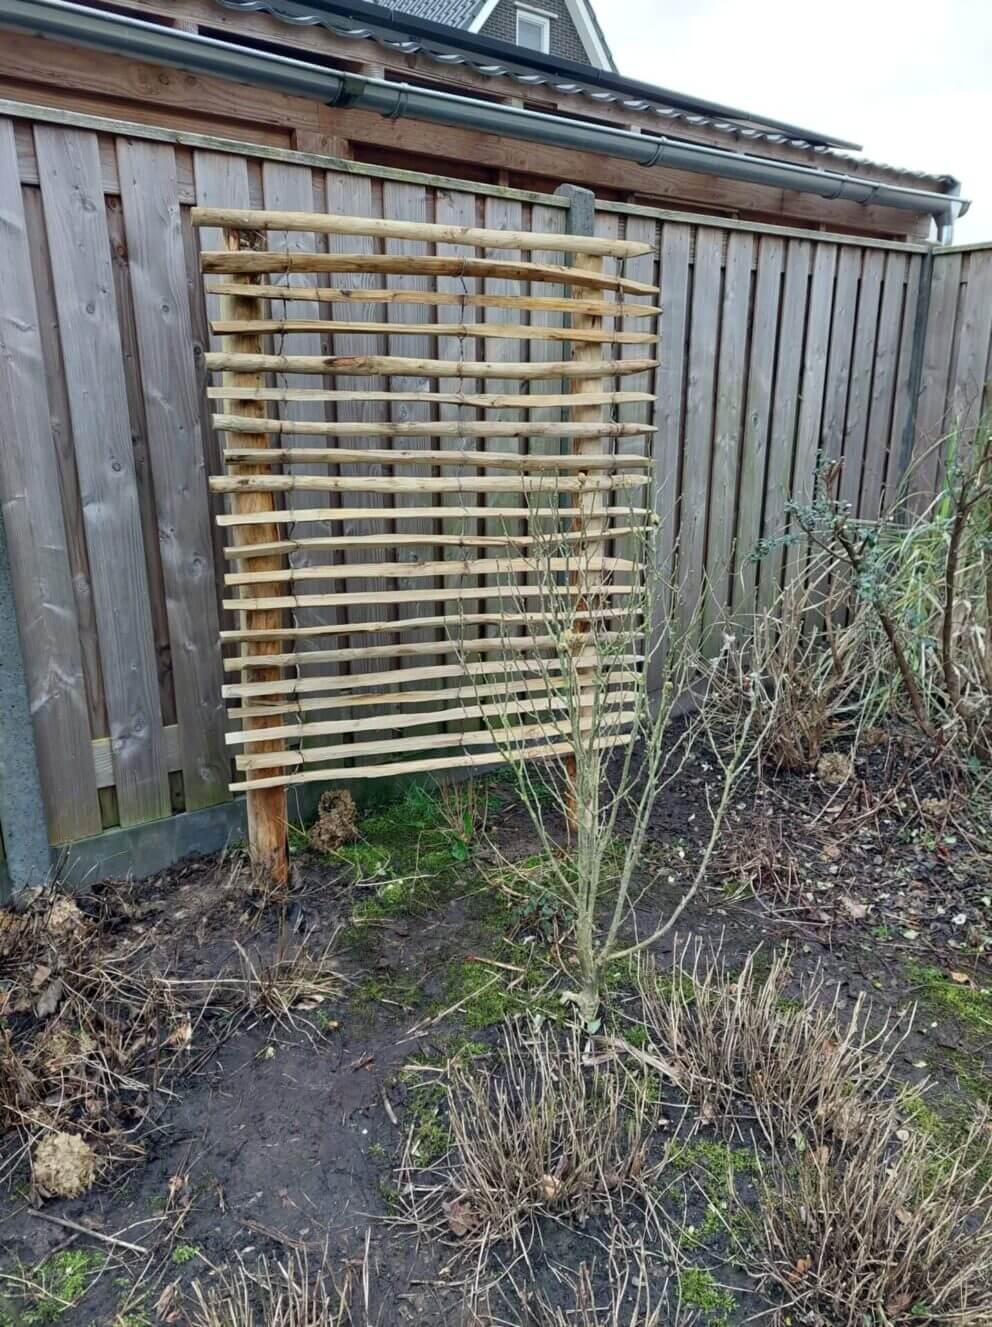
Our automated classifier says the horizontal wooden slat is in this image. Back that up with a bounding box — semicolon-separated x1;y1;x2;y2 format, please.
223;527;648;559
218;421;654;444
220;606;619;642
226;672;624;720
228;735;633;791
192;207;655;258
223;655;642;700
204;352;657;380
210;317;658;346
226;687;640;746
223;582;635;613
225;555;635;587
217;503;651;528
237;711;637;771
204;281;661;319
200;251;658;295
225;630;629;672
211;474;647;497
207;387;656;409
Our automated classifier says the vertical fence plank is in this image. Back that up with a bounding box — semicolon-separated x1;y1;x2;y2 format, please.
615;214;658;580
649;222;690;687
884;252;922;507
911;251;961;508
679;227;722;637
437;188;483;730
758;238;811;610
482;195;526;638
325;171;390;704
117;137;230;811
838;249;884;517
784;242;837;589
0;119;102;842
860;251;908;520
704;230;752;642
384;181;440;682
734;235;784;621
946;250;992;443
35;125;170;827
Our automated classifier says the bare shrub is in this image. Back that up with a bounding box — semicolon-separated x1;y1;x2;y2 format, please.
704;558;879;776
463;509;770;1021
758;1104;992;1326
399;1021;663;1259
635;944;904;1146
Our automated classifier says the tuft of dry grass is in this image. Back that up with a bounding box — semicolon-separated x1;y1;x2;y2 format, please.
758;1102;992;1326
0;887;341;1189
470;1242;669;1326
189;1247;375;1327
635;944;905;1147
399;1022;663;1260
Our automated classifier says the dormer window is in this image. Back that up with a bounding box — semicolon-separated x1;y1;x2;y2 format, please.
516;6;551;53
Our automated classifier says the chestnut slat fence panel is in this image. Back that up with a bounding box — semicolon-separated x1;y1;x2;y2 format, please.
0;101;985;883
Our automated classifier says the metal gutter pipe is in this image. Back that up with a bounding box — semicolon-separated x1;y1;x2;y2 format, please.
0;0;969;231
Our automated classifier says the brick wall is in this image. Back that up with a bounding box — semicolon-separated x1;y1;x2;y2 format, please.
480;0;590;65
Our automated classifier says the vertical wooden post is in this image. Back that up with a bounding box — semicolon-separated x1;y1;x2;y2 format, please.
220;227;289;886
558;186;608;836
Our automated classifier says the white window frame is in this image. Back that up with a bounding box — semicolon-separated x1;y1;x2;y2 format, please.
515;6;552;54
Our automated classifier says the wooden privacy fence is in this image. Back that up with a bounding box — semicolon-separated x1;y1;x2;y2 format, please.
196;205;659;878
0;102;989;874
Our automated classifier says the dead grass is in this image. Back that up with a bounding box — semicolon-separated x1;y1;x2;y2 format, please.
758;1102;992;1326
0;889;341;1190
635;943;905;1147
399;1022;663;1261
189;1246;376;1326
470;1241;669;1325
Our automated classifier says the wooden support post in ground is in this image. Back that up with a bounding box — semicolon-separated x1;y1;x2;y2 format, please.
220;227;289;885
558;186;609;838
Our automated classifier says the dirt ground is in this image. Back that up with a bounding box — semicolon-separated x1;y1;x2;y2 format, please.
2;729;991;1326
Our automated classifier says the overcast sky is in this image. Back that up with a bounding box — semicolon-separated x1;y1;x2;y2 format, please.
597;0;990;243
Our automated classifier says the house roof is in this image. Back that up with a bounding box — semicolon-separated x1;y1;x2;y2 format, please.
385;0;485;25
211;0;955;186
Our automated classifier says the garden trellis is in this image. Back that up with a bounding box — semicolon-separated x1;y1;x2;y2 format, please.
193;206;661;882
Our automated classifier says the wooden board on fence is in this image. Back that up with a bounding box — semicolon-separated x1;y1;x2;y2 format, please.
117;137;230;812
0;120;102;842
36;125;171;828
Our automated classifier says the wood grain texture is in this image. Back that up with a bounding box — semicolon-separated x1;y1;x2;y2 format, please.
703;229;753;646
0;120;102;842
35;125;171;827
191;206;654;257
117;137;230;810
838;249;884;519
734;235;783;622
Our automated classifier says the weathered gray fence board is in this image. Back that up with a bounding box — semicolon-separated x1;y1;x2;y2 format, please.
704;229;753;641
885;253;923;505
838;249;884;516
948;250;992;443
35;125;170;827
860;251;908;519
117;137;230;811
759;238;811;610
679;227;722;636
784;242;837;589
912;251;962;505
734;234;784;620
0;120;102;842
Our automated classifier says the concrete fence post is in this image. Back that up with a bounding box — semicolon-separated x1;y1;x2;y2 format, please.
0;513;53;900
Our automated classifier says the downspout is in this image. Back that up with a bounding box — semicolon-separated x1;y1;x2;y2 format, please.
0;0;970;229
